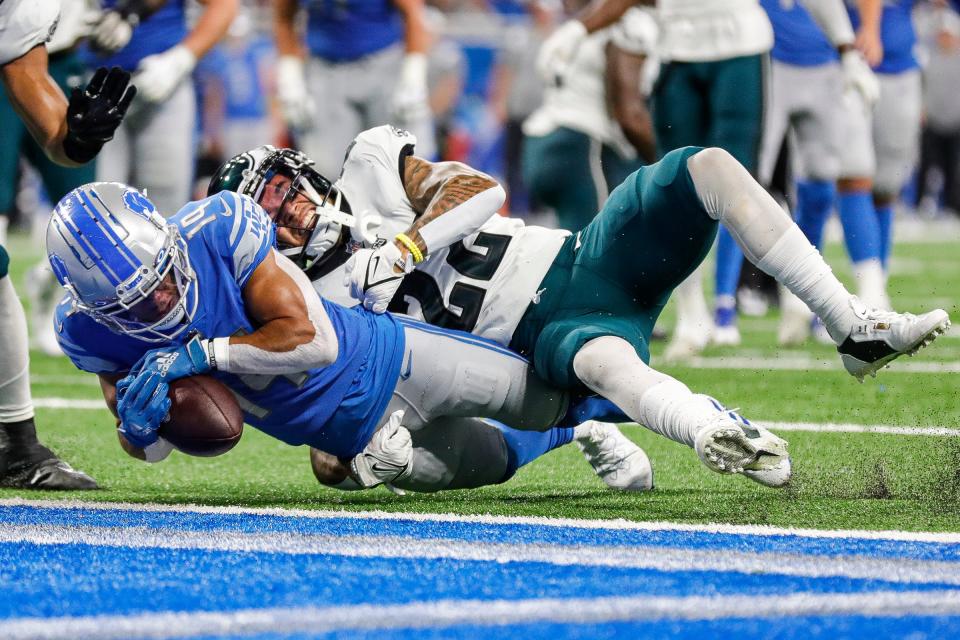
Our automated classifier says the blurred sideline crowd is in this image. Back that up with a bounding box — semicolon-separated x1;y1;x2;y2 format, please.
3;0;960;359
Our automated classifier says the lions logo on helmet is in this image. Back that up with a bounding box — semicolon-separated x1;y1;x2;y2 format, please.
208;146;356;277
46;182;198;342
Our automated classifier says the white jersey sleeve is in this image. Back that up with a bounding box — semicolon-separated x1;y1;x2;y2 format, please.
336;125;420;244
390;216;569;347
0;0;60;66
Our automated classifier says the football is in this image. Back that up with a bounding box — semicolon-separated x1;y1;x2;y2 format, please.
160;375;244;457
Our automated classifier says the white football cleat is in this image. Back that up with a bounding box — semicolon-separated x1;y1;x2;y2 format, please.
575;421;654;492
693;400;791;488
834;298;951;381
711;324;741;346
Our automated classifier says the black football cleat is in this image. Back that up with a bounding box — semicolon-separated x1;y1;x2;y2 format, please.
0;457;99;490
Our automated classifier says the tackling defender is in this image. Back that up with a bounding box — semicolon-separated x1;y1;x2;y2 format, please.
210;126;950;491
1;0;135;489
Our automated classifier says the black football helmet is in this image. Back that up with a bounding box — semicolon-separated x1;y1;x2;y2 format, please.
207;146;354;274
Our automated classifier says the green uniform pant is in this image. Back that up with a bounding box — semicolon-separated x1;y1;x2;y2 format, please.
652;55;765;172
0;53;95;214
510;146;717;389
523;127;644;231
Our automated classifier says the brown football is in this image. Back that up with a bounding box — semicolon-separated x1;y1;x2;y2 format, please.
160;375;243;457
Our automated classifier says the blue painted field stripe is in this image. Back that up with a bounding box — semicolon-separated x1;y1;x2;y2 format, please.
300;615;960;640
2;540;958;620
3;505;958;563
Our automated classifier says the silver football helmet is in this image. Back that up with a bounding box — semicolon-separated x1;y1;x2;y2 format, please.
46;182;198;342
207;145;355;274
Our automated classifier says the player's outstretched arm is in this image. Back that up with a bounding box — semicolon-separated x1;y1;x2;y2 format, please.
606;44;655;164
222;249;339;373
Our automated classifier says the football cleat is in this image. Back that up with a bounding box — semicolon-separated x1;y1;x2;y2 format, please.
711;304;741;346
835;298;951;381
0;458;98;491
693;400;791;488
575;421;654;492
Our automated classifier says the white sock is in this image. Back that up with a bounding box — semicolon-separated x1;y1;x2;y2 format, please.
686;149;856;343
852;259;889;309
634;381;723;447
756;227;855;342
573;336;717;447
0;277;35;423
672;265;711;340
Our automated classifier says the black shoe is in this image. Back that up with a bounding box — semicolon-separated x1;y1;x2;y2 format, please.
0;457;99;490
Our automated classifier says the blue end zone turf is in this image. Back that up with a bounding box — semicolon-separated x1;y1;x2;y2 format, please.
1;502;959;639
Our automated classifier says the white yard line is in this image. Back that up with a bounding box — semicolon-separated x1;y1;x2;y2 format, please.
4;499;960;544
679;354;960;373
4;590;960;639
767;422;960;437
26;396;960;438
3;524;960;586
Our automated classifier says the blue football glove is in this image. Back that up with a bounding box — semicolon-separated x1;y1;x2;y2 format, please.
116;371;171;449
130;334;214;382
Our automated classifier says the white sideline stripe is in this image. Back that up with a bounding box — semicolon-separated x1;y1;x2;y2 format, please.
5;498;960;544
28;395;960;434
32;398;105;410
26;397;960;438
768;421;960;437
679;355;960;373
5;524;960;586
5;590;960;639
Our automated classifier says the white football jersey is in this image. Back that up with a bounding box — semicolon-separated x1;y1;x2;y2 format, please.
657;0;772;62
523;7;658;158
0;0;60;66
313;125;569;346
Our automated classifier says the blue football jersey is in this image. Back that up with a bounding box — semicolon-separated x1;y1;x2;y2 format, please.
762;0;837;66
303;0;403;62
82;0;188;71
56;192;405;458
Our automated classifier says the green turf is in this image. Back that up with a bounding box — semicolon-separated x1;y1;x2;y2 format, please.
3;231;960;531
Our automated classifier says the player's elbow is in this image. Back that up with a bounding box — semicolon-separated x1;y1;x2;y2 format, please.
289;320;338;367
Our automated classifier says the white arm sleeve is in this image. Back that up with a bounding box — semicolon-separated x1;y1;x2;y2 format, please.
416;184;507;255
799;0;855;47
212;251;339;374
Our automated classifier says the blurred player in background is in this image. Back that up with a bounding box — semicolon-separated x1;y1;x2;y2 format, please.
273;0;436;177
1;0;135;488
194;8;278;160
537;0;774;357
915;1;960;217
523;1;656;232
758;0;880;345
89;0;239;214
2;0;107;355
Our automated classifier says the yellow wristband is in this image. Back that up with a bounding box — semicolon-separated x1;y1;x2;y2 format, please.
395;233;424;264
